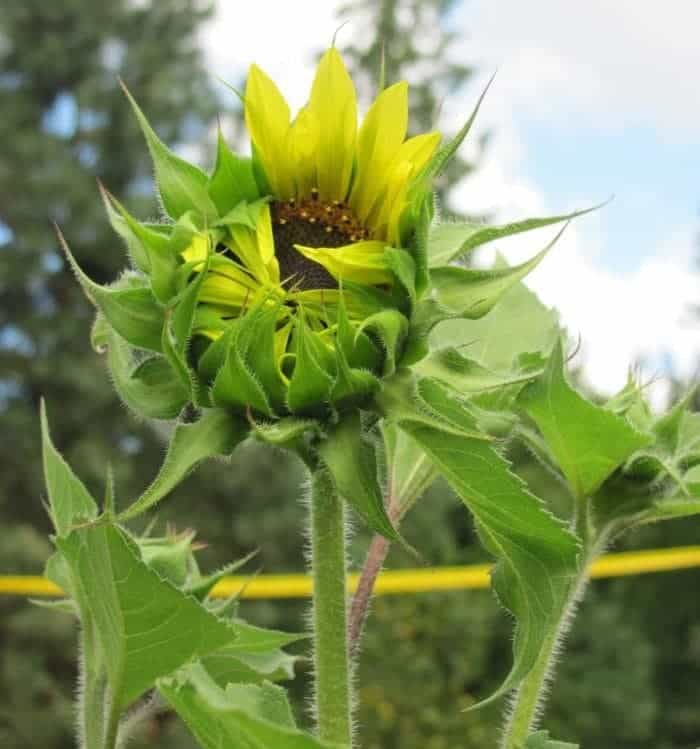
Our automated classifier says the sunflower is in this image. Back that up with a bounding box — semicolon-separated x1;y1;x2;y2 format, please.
62;43;572;427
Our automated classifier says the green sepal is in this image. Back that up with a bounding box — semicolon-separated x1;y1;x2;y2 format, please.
56;522;239;712
121;81;218;222
138;530;197;587
216;197;270;231
287;313;335;415
420;73;494;181
385;246;416;303
211;306;280;417
58;227;164;351
99;183;177;300
356;309;408;376
253;417;320;448
208;128;261;216
161;255;210;399
98;182;172;275
107;330;189;420
518;340;653;500
319;412;402;543
119;408;248;521
428;202;604;267
40;401;99;536
427;229;560;321
415;346;543;398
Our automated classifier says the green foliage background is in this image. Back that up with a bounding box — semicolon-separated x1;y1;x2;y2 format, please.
0;1;698;747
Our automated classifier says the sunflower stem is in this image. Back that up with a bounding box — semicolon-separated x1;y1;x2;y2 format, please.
309;469;352;747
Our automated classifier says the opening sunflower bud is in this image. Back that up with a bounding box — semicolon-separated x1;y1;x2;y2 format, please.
93;47;441;420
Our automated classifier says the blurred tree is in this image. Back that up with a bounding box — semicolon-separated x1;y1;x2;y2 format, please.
0;2;218;747
337;0;482;218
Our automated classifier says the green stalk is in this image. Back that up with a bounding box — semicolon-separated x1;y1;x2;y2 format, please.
502;507;604;749
309;469;352;747
78;619;107;749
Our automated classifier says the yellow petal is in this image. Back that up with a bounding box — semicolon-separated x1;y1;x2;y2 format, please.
224;204;280;286
369;161;413;246
393;132;441;174
181;234;210;265
307;48;357;201
289;106;319;197
349;81;408;221
244;64;294;198
294;240;392;285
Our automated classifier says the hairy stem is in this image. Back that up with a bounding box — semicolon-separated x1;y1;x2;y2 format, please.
309;469;352;747
501;511;605;749
78;619;108;749
348;533;391;657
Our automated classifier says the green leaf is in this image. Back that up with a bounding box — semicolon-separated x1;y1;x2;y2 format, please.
40;401;98;536
119;409;248;521
107;332;188;419
58;227;164;351
202;649;299;687
431;261;560;371
524;730;579;749
208;129;261;216
121;81;217;221
57;523;239;711
319;412;402;543
159;664;331;749
428;226;562;321
428;203;602;267
391;377;580;705
518;340;652;499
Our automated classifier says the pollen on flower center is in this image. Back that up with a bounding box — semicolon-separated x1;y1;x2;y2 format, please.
271;188;370;291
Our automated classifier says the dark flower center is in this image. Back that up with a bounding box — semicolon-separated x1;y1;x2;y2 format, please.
271;189;369;291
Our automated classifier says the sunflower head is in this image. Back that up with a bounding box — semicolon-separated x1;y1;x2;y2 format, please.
63;47;446;425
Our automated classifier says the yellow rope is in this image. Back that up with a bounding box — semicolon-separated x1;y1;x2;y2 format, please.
1;546;699;600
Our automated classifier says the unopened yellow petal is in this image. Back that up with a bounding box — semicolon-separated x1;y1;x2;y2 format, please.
350;81;408;221
295;240;392;285
394;132;441;175
181;234;210;265
289;107;319;198
244;65;294;198
307;48;357;201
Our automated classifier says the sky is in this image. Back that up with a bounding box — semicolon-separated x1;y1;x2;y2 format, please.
201;0;700;401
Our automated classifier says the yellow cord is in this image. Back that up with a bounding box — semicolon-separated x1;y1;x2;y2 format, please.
1;546;699;600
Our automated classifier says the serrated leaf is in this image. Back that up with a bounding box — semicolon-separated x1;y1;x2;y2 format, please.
121;82;217;221
159;664;331;749
524;730;579;749
119;409;248;521
40;401;98;536
208;129;261;216
431;262;560;371
390;377;580;706
57;523;239;711
107;332;188;419
319;412;401;543
428;203;601;267
58;227;164;351
518;340;652;499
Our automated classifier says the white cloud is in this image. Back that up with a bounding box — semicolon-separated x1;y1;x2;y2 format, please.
458;0;700;136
